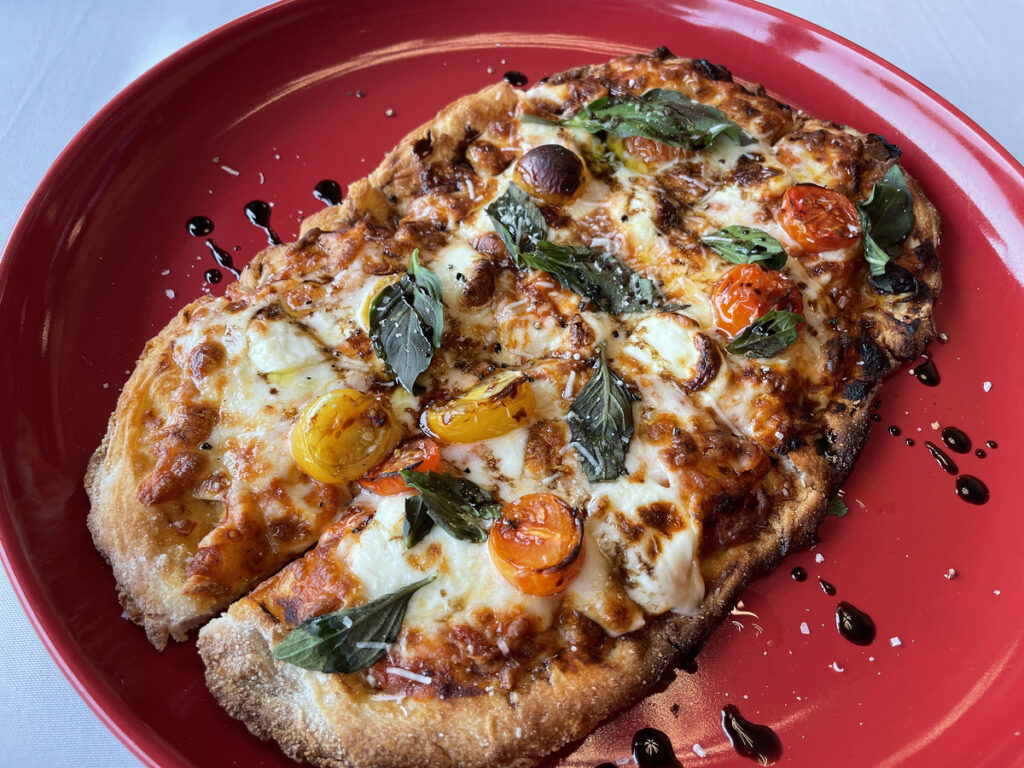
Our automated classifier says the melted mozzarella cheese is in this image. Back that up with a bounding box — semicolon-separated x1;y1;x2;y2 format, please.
588;477;704;616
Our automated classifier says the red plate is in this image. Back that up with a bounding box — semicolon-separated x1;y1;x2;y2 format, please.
2;0;1023;766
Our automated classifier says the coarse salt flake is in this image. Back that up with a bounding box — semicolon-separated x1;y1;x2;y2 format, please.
890;636;902;647
692;743;707;758
831;661;845;672
220;164;240;176
815;553;824;564
800;622;810;635
983;381;992;392
165;289;175;299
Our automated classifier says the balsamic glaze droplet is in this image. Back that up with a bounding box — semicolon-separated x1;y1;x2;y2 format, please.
313;179;342;206
975;448;987;459
905;438;915;447
871;413;881;422
244;199;281;245
888;425;901;436
187;215;214;237
925;441;959;475
411;134;434;160
912;356;940;386
204;239;239;278
819;578;837;596
791;566;807;582
204;268;222;284
721;705;782;765
941;426;971;454
503;70;528;87
986;440;998;449
836;601;876;645
955;475;990;505
631;728;675;768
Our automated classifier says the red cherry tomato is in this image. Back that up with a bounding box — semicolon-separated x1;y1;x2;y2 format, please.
488;493;585;596
778;184;860;252
711;263;803;339
358;437;441;496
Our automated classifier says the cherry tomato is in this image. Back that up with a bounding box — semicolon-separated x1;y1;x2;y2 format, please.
777;184;860;252
358;437;441;496
711;263;803;339
290;389;399;484
424;370;536;444
488;493;585;596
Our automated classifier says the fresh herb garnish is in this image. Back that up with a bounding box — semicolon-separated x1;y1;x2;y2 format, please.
271;571;437;673
486;183;656;312
700;226;788;271
567;346;638;483
725;309;805;358
825;497;849;518
858;165;915;290
485;182;547;266
368;250;444;391
402;495;435;548
522;241;657;313
527;89;754;149
399;470;502;543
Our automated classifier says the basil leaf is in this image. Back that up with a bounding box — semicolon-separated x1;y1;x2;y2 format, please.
860;165;914;251
403;495;434;548
859;165;915;277
567;346;638;483
522;241;656;314
860;208;891;277
725;309;804;358
553;89;754;149
485;183;548;264
825;498;849;518
399;470;502;543
368;250;444;391
272;571;437;673
700;226;788;271
869;261;918;296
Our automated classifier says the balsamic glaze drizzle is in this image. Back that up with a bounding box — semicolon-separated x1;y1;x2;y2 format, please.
631;728;675;768
925;441;959;475
186;215;214;237
910;355;940;386
940;426;971;454
503;70;528;86
791;566;807;582
244;199;281;245
956;475;990;505
819;578;837;597
836;601;876;646
721;705;783;765
313;179;342;206
204;239;240;278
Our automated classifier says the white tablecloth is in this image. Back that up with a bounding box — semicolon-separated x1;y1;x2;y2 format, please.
1;1;1020;765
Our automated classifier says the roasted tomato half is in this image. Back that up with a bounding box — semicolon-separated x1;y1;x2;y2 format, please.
711;263;804;338
290;389;400;484
358;437;441;496
777;184;860;252
488;493;585;596
424;370;536;443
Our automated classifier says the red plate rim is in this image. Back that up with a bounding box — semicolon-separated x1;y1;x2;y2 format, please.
1;1;1023;766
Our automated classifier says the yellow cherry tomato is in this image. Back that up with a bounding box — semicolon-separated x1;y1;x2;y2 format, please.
423;371;536;443
290;389;400;484
607;134;692;174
